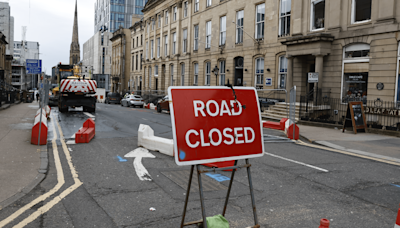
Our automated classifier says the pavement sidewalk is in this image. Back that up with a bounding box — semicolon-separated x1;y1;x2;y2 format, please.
0;101;48;210
298;124;400;164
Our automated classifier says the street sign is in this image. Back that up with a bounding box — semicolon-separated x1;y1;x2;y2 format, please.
169;86;264;166
308;72;319;83
26;59;42;74
265;78;272;86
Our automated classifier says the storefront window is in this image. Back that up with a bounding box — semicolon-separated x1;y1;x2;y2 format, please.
342;44;370;103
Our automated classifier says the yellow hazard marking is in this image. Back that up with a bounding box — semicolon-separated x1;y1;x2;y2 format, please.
12;114;83;227
296;140;400;167
0;113;65;227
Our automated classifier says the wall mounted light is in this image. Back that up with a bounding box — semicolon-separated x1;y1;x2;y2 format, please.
245;69;247;72
267;68;270;72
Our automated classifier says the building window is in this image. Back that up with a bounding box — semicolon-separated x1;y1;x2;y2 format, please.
278;56;287;89
236;10;244;44
342;44;370;103
157;37;160;58
397;43;400;104
183;29;188;53
150;40;154;59
220;16;226;46
205;62;211;85
146;41;149;59
137;37;139;47
352;0;371;24
140;54;142;69
172;32;176;55
255;58;264;85
219;61;225;86
170;64;174;86
132;55;134;71
158;15;161;27
164;35;168;57
194;0;199;12
136;54;138;70
194;63;198;85
152;19;155;30
194;25;199;51
279;0;291;36
206;21;211;49
149;67;152;88
184;2;188;18
165;11;169;24
132;38;135;48
255;4;265;39
181;63;185;86
173;7;177;21
155;65;159;77
206;0;211;7
311;0;325;30
141;35;143;45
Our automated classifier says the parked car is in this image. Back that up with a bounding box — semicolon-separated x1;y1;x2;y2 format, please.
157;95;170;113
121;95;144;108
105;92;121;104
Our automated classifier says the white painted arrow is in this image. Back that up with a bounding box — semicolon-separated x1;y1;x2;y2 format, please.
124;148;156;181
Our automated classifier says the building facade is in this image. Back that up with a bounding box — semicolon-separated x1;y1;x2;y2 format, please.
0;2;14;56
110;27;131;93
94;0;148;34
129;19;144;91
12;41;40;90
140;0;400;105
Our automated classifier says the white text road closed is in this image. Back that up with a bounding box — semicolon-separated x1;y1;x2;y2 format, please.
169;87;264;166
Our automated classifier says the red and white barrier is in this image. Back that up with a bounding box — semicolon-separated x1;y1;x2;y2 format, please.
284;119;299;140
75;118;95;143
319;218;330;228
144;103;156;110
31;108;48;145
138;124;173;156
395;204;400;228
45;105;51;118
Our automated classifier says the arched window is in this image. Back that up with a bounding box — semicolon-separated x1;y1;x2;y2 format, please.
219;60;225;86
193;62;199;85
149;66;152;89
342;43;370;103
205;61;211;85
255;57;264;86
278;56;287;89
170;64;174;86
180;63;185;86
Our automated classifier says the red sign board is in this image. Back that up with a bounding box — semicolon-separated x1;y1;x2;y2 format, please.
169;87;264;166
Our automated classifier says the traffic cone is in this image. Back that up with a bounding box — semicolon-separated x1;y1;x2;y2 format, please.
319;218;329;228
395;204;400;228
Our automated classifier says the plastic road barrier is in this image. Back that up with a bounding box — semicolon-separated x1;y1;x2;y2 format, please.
138;124;174;156
31;109;48;145
284;119;299;140
75;118;95;143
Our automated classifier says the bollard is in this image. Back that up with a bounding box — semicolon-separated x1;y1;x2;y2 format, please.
319;218;329;228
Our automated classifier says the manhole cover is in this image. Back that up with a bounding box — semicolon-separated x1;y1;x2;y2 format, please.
161;170;227;192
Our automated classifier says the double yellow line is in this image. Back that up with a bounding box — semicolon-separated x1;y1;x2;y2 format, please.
0;113;82;228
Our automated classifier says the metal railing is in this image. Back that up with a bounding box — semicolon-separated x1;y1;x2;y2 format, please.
256;89;288;118
299;97;400;131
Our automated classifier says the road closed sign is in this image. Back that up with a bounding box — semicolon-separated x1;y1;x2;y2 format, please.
169;87;264;166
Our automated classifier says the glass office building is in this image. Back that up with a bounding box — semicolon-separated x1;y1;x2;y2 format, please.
94;0;147;34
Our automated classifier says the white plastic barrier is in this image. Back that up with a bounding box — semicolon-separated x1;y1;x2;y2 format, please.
31;108;48;145
138;124;174;156
45;105;51;118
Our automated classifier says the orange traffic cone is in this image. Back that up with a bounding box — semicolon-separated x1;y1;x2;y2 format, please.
395;204;400;228
319;218;329;228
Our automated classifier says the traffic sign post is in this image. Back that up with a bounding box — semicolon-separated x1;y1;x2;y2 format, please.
169;86;263;228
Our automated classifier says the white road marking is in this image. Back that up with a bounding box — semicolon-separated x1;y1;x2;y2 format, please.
13;114;83;227
142;118;148;121
0;113;65;227
125;148;155;181
66;140;76;145
264;152;329;172
83;112;95;119
70;134;76;139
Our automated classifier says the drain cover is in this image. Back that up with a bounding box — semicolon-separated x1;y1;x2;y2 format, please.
161;170;227;192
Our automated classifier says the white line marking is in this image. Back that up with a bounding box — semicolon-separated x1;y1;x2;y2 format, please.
71;134;76;139
83;112;95;118
264;152;329;172
142;118;148;121
125;148;155;181
13;113;83;227
0;113;65;227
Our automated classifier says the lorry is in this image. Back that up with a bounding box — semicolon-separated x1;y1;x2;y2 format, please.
55;63;97;113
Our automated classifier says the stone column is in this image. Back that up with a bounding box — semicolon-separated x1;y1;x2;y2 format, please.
286;56;294;93
315;54;324;99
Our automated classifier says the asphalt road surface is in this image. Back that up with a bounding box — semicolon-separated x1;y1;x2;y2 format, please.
0;103;399;228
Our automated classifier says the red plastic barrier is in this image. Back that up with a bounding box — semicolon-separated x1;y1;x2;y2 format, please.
75;118;95;143
285;122;299;140
395;204;400;228
263;121;281;130
319;218;330;228
280;118;288;130
31;109;48;145
203;160;235;171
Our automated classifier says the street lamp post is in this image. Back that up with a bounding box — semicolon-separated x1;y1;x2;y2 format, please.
212;65;219;86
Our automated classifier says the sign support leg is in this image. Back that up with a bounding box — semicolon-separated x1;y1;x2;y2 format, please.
180;165;194;228
222;160;238;216
197;164;208;228
246;159;259;225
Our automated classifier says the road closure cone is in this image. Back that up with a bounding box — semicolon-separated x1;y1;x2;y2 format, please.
319;218;329;228
395;203;400;228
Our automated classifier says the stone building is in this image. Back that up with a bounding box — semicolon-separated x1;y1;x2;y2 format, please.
129;19;145;91
110;27;131;94
140;0;400;105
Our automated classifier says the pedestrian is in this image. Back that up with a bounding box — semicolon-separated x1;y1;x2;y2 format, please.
36;92;39;102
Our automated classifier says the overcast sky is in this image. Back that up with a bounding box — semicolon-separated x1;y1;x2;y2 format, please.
9;0;94;74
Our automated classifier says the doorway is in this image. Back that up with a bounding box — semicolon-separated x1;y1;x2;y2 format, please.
234;57;244;86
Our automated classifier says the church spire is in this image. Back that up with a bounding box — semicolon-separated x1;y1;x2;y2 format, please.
70;0;80;65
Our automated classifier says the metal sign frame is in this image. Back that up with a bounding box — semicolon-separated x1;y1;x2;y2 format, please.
168;86;264;166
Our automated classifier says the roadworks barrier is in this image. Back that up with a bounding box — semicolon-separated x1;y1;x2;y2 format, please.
395;203;400;228
319;218;330;228
284;119;299;140
144;103;157;110
75;118;95;143
138;124;174;156
31;108;48;145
